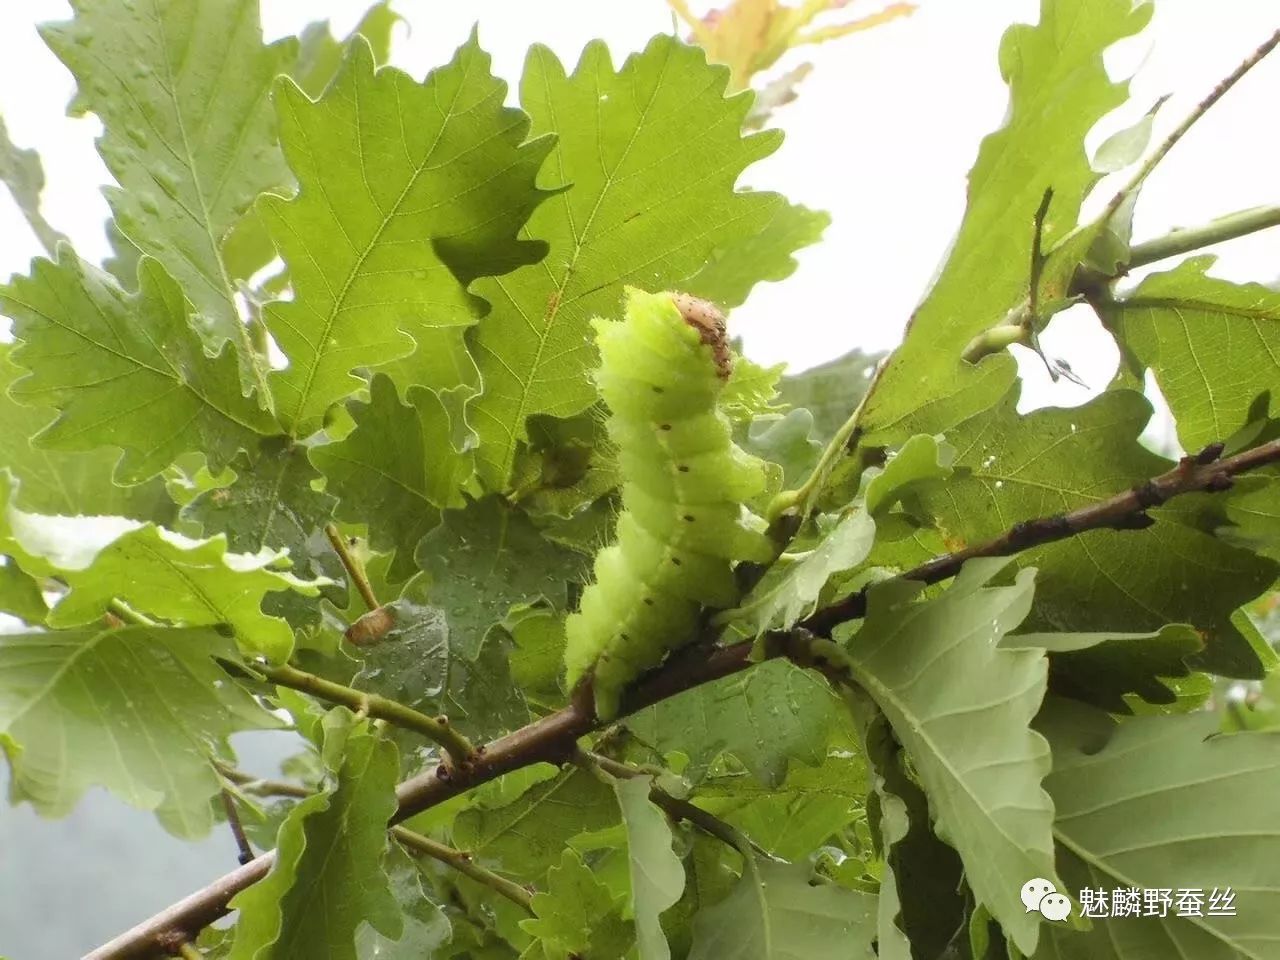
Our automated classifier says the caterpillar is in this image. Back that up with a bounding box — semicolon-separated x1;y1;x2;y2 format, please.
563;288;774;719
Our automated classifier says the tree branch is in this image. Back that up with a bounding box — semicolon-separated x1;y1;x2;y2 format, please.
84;436;1280;960
258;662;477;769
578;749;770;861
391;826;534;913
324;523;380;612
803;438;1280;635
1125;204;1280;270
1099;28;1280;226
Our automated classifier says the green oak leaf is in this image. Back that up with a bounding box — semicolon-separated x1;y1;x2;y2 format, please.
229;720;402;960
311;375;471;582
863;434;954;517
687;859;877;960
721;355;786;423
859;0;1153;445
1037;705;1280;960
1003;624;1203;713
42;0;295;397
353;581;531;752
468;36;783;488
1105;257;1280;450
184;435;339;579
1227;467;1280;561
776;347;881;445
521;849;632;960
720;509;875;638
291;1;399;97
264;34;552;435
0;624;281;836
0;559;46;623
917;387;1277;678
612;775;685;960
355;845;452;959
452;767;620;883
504;606;569;709
742;410;822;492
628;658;841;787
49;525;321;662
834;558;1058;956
695;749;867;860
0;115;67;255
0;254;276;483
683;201;830;309
413;497;579;659
0;344;175;522
862;713;965;960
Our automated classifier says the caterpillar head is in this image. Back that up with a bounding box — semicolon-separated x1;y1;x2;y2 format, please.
672;292;731;380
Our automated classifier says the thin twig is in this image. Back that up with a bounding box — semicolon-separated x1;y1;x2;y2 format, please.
324;523;379;612
219;790;255;866
1100;28;1280;226
259;662;476;768
83;435;1280;960
579;749;770;861
391;826;534;913
1124;204;1280;270
803;438;1280;635
217;763;311;800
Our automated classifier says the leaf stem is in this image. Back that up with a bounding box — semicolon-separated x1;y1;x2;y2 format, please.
216;763;311;799
175;943;202;960
391;826;534;913
1100;28;1280;226
259;662;476;768
579;749;769;861
770;357;887;520
324;524;379;612
219;789;255;865
106;599;157;628
1124;204;1280;270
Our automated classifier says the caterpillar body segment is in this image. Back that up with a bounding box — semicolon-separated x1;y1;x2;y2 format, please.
564;287;773;718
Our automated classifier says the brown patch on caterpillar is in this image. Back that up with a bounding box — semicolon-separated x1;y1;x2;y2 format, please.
672;292;731;379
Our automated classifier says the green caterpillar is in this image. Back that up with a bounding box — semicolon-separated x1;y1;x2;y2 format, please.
564;288;774;718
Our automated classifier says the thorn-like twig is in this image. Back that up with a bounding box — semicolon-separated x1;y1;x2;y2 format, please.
219;789;255;866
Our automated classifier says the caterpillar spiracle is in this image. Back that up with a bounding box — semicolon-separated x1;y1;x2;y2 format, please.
564;288;774;719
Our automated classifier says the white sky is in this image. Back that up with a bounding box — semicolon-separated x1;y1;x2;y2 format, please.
1;0;1278;410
